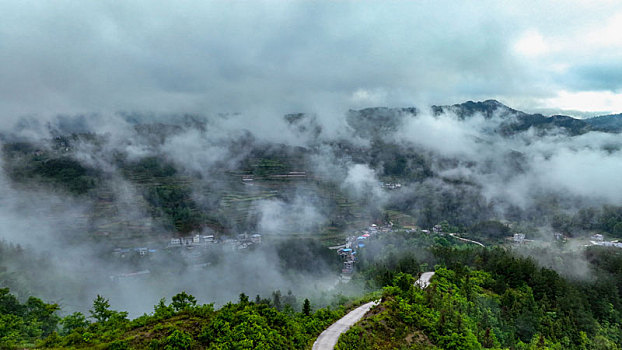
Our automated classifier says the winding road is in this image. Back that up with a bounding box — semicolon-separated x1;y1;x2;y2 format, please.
312;272;435;350
448;233;485;247
312;300;379;350
414;271;435;288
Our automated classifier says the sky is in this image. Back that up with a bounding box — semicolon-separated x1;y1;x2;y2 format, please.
1;0;622;119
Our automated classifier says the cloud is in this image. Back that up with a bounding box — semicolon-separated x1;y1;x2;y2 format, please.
341;164;385;205
396;110;489;158
3;0;622;317
256;196;325;235
565;62;622;92
513;30;549;57
3;1;621;117
539;90;622;114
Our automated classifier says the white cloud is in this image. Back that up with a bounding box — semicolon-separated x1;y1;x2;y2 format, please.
513;30;549;57
540;90;622;114
350;88;388;107
579;11;622;51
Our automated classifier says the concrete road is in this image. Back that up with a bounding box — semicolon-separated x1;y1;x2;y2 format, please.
312;272;436;349
414;271;435;288
448;233;485;247
312;300;379;350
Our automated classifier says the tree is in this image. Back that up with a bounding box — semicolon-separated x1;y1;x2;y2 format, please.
272;291;282;311
303;299;311;316
24;297;59;336
239;293;249;305
0;288;23;315
165;329;192;350
283;290;297;310
171;292;197;312
60;312;89;336
89;295;113;323
153;298;174;319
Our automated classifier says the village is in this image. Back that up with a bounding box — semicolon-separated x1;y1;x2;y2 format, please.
332;223;395;281
107;218;622;284
589;233;622;248
108;232;264;282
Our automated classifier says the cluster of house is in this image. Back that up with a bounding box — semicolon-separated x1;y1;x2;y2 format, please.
168;233;262;250
112;247;157;258
419;224;443;235
112;232;263;262
590;234;622;248
168;234;215;247
337;223;393;275
109;232;263;282
381;182;402;190
220;233;263;250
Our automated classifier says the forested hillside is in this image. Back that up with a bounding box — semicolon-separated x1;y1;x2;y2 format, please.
3;229;622;348
3;102;622;346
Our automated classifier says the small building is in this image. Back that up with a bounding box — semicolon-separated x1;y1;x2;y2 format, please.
135;247;148;256
251;234;262;244
339;248;353;257
513;233;526;243
598;241;622;248
591;234;604;242
112;248;131;258
342;261;354;274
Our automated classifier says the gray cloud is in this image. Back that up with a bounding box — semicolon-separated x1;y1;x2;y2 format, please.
565;62;622;92
5;1;620;118
3;0;622;317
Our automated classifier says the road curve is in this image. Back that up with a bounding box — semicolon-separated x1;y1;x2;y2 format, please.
448;233;485;247
312;272;435;349
414;271;435;288
312;300;379;350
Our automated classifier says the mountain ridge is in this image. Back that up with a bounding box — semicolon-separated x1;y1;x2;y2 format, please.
345;99;622;136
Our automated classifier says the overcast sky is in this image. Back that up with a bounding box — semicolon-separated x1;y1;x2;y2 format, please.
1;0;622;119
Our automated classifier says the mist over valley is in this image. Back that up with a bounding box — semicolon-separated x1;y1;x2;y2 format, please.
2;101;622;317
3;1;622;348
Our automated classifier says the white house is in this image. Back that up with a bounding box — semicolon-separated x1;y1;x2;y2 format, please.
513;233;525;243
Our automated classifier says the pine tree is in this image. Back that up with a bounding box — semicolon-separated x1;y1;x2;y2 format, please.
303;299;311;316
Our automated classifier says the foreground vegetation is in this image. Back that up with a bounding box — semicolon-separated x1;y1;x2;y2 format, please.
337;243;622;349
4;230;622;349
1;289;352;349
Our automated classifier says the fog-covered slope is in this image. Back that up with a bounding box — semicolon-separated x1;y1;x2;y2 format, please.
2;100;622;317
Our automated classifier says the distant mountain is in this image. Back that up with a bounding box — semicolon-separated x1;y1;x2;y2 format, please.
344;100;598;137
432;99;522;119
346;107;418;138
585;113;622;132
